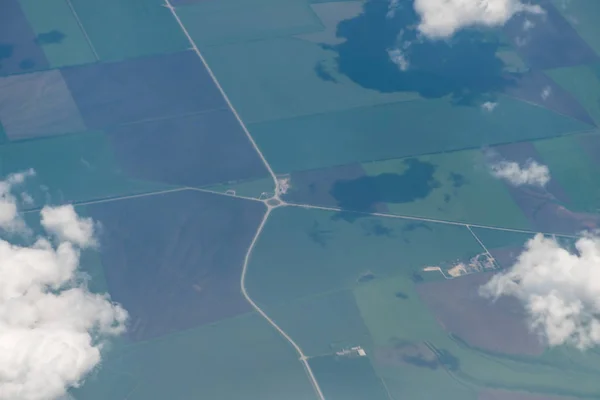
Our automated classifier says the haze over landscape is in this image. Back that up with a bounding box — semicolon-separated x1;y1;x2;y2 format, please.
1;0;600;399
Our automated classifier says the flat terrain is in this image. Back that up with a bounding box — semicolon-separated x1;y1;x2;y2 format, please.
2;0;600;398
417;272;543;356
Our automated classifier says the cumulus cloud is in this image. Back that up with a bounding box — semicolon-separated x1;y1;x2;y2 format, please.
522;18;535;30
387;0;401;18
41;206;96;248
481;101;498;111
490;159;550;187
0;171;127;400
514;35;529;47
0;169;35;232
481;234;600;349
20;193;34;206
541;85;552;101
414;0;544;39
388;47;410;71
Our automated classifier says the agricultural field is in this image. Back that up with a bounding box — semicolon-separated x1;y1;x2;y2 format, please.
1;0;600;399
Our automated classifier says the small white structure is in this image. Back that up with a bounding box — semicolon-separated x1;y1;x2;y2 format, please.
276;176;291;196
259;191;274;200
336;346;367;357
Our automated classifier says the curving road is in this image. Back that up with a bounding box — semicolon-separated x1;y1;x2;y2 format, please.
164;2;326;398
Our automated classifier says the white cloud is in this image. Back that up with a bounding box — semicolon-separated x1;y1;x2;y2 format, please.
522;18;535;30
41;205;96;248
480;233;600;349
5;170;35;186
554;0;571;10
490;159;550;187
0;169;35;233
20;193;34;206
541;85;552;101
481;101;498;111
388;48;410;71
514;35;529;47
414;0;544;39
387;0;401;18
0;173;127;400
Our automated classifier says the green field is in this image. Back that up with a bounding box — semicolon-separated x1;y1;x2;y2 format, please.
355;274;600;398
265;289;372;357
5;0;600;398
551;0;600;58
248;95;591;172
245;207;600;398
245;206;483;305
310;354;390;400
0;131;171;209
202;36;421;125
547;65;600;125
178;0;324;47
69;0;188;61
360;149;531;229
534;133;600;214
73;312;316;400
19;0;97;67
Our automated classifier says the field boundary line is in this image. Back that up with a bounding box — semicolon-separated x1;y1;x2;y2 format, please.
466;225;498;267
284;202;579;238
164;2;324;399
238;207;326;400
163;1;278;188
64;0;100;61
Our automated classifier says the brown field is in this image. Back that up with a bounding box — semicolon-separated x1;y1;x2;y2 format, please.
417;272;544;355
